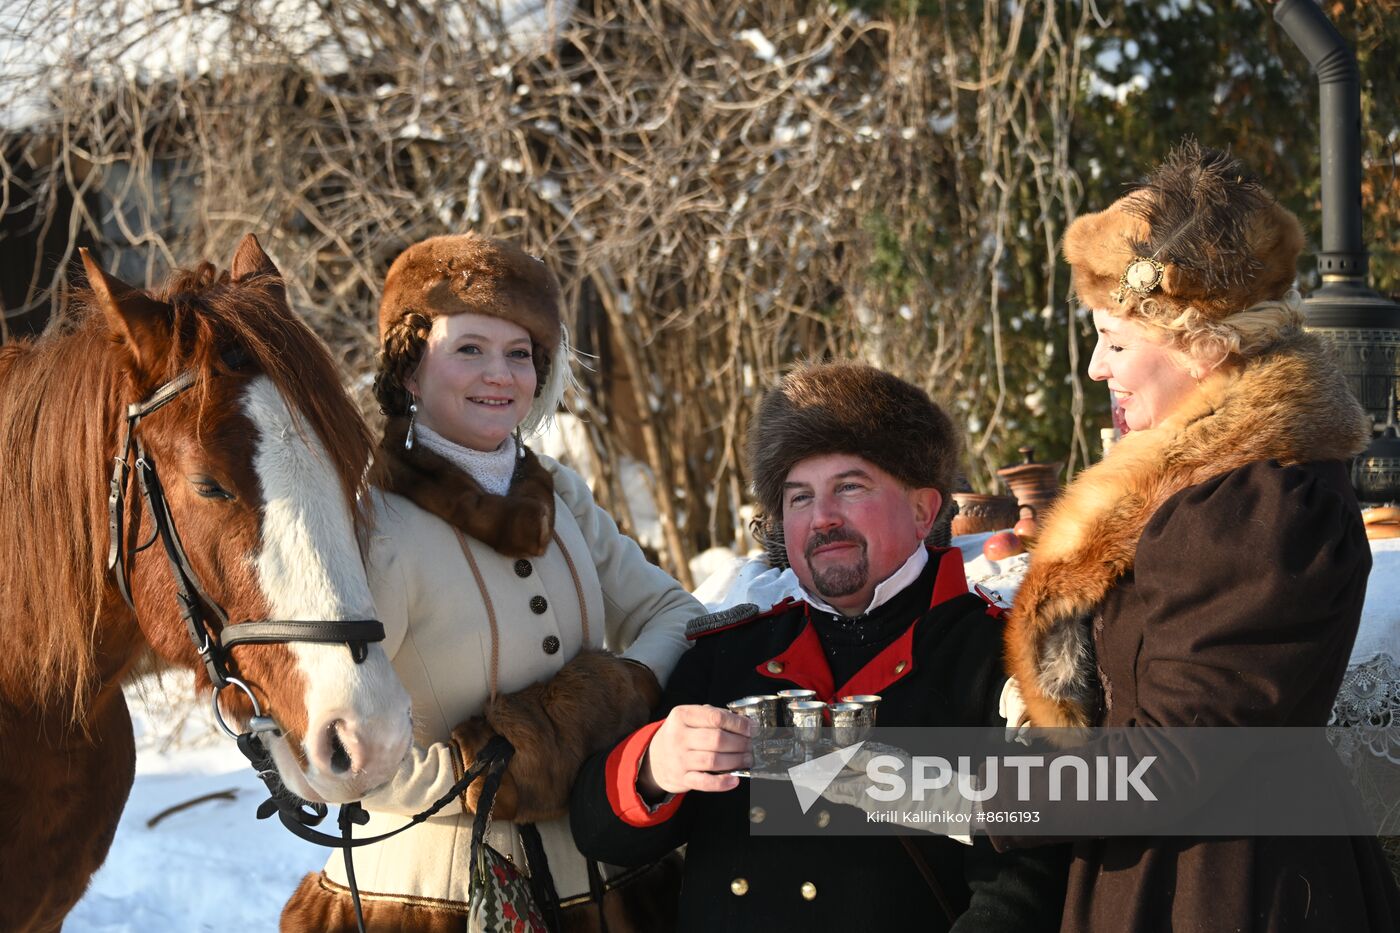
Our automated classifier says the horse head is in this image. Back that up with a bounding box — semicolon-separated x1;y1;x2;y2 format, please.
81;236;412;804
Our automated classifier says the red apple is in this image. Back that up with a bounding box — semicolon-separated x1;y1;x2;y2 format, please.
983;530;1025;562
1014;516;1037;540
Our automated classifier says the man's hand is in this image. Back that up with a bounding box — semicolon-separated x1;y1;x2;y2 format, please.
639;705;754;799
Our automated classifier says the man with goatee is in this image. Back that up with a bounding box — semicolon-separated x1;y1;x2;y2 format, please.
571;362;1068;932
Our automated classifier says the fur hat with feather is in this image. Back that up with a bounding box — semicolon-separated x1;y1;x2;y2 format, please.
1065;139;1305;324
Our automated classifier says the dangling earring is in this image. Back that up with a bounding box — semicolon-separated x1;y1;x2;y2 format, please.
405;399;418;450
514;426;525;459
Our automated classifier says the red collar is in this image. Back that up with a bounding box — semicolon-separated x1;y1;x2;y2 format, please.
755;547;969;702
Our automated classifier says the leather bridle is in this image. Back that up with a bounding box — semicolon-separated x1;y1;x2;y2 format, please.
105;363;520;933
105;362;383;803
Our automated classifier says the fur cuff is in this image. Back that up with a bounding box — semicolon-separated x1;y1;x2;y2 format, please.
449;716;520;818
451;650;661;823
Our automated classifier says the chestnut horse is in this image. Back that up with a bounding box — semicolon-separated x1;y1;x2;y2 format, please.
0;236;412;932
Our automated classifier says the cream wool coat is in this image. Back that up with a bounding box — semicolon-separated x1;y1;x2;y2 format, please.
320;455;698;907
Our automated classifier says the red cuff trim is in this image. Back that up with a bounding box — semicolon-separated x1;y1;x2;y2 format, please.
605;720;687;828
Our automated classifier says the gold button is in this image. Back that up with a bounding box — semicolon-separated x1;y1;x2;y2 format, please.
766;661;784;674
815;810;831;829
801;881;817;901
894;660;907;675
731;878;749;896
749;806;766;824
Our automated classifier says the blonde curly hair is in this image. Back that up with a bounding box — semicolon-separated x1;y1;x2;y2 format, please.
1129;289;1306;371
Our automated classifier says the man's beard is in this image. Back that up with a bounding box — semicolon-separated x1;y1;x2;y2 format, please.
805;528;869;599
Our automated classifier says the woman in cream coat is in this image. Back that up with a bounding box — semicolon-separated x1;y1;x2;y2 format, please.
282;234;700;932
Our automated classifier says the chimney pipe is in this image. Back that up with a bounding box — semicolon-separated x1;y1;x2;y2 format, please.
1274;0;1366;281
1273;0;1400;504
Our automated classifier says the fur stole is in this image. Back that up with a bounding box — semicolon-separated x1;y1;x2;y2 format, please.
1005;332;1370;729
372;416;555;557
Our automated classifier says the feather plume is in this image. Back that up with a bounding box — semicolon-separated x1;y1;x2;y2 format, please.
1121;138;1272;291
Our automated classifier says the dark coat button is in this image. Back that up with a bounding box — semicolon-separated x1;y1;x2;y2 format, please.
514;559;533;578
542;635;561;655
530;595;548;614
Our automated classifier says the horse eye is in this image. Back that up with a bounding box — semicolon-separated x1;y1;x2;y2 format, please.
190;475;236;501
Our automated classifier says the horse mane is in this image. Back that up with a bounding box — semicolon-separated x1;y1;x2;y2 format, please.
0;320;122;718
0;262;371;721
153;262;373;529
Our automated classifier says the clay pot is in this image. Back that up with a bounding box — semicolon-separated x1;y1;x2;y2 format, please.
997;446;1062;518
1013;505;1038;541
950;492;1021;536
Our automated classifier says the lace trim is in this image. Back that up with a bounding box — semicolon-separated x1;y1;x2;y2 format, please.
1328;654;1400;766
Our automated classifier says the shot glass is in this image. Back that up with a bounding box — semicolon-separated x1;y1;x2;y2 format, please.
839;694;882;728
787;700;827;757
829;701;870;747
775;689;817;724
752;695;783;735
727;695;781;744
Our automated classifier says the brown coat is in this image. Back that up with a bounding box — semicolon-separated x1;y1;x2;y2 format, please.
999;332;1400;931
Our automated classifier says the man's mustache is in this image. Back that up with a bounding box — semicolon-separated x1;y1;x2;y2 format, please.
805;528;866;559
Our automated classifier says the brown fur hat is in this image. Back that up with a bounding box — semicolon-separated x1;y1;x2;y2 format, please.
378;233;562;351
747;362;959;521
1064;140;1304;323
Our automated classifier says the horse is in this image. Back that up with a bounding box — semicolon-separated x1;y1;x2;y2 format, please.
0;235;413;932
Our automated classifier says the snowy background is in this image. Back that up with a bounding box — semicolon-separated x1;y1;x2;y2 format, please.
67;673;325;932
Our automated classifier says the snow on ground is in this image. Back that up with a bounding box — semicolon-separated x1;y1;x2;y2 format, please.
67;676;323;932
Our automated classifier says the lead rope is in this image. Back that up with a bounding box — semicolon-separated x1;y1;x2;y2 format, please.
446;528;590;930
268;736;515;933
334;530;501;933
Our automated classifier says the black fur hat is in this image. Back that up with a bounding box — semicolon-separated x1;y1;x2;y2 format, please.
747;362;960;528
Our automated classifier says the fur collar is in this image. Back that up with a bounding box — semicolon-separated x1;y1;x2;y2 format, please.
372;416;556;557
1005;332;1370;729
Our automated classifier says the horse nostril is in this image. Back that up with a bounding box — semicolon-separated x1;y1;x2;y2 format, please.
328;720;352;774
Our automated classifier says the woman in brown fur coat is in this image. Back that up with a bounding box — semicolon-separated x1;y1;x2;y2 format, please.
281;234;701;932
996;141;1400;931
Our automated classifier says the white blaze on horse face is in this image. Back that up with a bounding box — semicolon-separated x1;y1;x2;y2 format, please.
242;376;411;803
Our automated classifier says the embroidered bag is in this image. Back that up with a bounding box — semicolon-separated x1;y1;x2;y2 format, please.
465;738;549;933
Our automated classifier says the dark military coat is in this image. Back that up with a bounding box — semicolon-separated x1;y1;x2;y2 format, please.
571;547;1069;932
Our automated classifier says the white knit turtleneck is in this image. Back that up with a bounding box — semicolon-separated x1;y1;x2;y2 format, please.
415;423;517;495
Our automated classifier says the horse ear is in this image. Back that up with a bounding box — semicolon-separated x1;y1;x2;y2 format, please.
230;233;282;283
229;234;288;308
80;248;171;374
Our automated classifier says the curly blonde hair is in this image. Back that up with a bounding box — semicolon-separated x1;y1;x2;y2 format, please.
1130;290;1306;371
